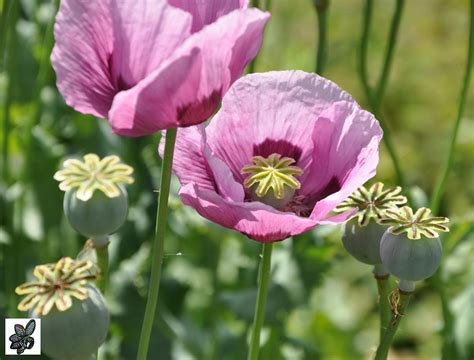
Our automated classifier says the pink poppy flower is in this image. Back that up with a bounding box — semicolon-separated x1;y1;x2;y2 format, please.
52;0;269;136
166;71;383;242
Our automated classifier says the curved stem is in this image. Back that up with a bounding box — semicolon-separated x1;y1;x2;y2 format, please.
429;5;473;359
314;0;329;75
373;265;390;341
137;128;177;360
430;0;474;215
373;0;405;112
374;289;412;360
247;242;273;360
358;0;411;203
359;0;374;101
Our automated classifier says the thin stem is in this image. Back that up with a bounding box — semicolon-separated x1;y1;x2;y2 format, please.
247;0;260;74
430;0;474;215
137;128;178;360
264;0;271;11
358;0;411;203
247;242;273;360
374;289;412;360
433;273;457;359
1;0;16;182
32;0;59;126
94;241;110;293
428;5;473;359
314;0;329;75
373;265;390;341
373;0;405;112
359;0;374;101
0;0;12;69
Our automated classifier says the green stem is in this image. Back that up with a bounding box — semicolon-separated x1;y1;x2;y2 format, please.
93;236;110;293
0;0;12;69
431;272;457;359
359;0;374;101
264;0;271;11
374;289;412;360
358;0;411;203
137;128;178;360
247;242;273;360
373;265;390;341
247;0;260;74
32;0;59;126
373;0;405;113
1;0;17;183
428;5;473;359
430;0;474;215
314;0;329;75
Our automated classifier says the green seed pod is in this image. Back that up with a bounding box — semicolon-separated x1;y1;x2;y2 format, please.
380;231;442;281
34;285;109;360
16;258;109;360
342;218;385;265
336;183;407;265
54;154;134;237
379;206;449;282
64;184;128;238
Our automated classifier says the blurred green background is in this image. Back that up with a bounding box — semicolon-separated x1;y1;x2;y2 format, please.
0;0;473;359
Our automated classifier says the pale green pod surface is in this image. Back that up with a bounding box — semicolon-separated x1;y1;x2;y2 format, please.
33;285;109;360
64;184;128;237
380;231;442;281
342;219;386;265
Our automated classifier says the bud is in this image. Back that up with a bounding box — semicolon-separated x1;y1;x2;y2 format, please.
379;206;449;282
16;258;109;360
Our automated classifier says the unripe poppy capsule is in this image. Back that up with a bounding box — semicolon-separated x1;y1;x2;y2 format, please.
380;231;442;281
54;154;134;238
16;258;110;360
379;206;449;282
342;219;385;265
336;182;407;266
35;285;109;360
64;185;128;238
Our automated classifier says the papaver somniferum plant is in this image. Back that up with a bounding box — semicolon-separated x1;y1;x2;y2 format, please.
52;3;270;357
164;70;383;358
334;182;407;340
373;206;449;360
51;0;270;135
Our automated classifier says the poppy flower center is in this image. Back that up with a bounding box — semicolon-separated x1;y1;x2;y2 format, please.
241;153;303;209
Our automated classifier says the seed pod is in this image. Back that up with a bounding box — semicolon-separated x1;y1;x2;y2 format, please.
342;218;385;265
380;231;442;281
64;184;128;238
33;285;109;360
15;258;109;360
54;154;134;237
379;206;449;282
336;183;407;265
